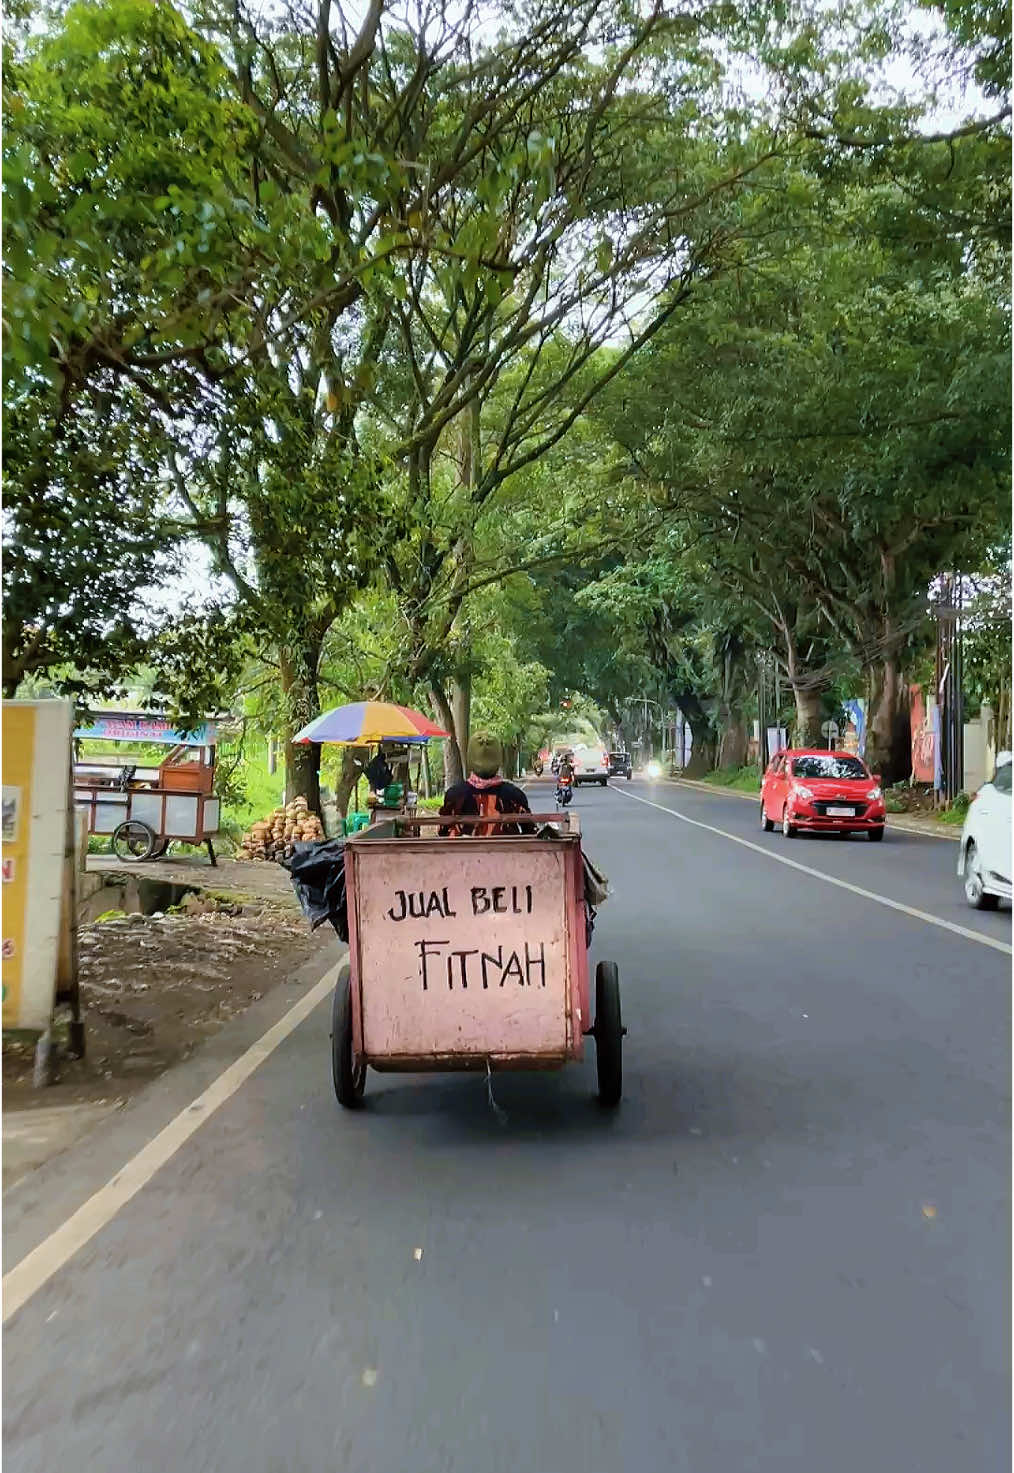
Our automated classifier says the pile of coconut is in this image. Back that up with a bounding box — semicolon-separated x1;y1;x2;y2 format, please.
238;798;324;861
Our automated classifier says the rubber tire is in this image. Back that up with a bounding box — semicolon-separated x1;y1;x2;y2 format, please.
594;960;623;1107
963;842;999;910
760;803;774;833
111;819;156;862
150;839;170;859
331;966;366;1108
781;807;796;839
600;778;607;787
867;827;885;843
626;773;632;781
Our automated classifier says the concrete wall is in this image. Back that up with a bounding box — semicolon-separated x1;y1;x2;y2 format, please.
963;704;995;795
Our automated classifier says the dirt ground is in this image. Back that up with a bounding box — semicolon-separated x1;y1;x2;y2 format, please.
3;894;328;1113
885;784;946;814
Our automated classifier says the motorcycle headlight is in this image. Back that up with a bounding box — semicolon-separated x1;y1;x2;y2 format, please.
646;760;662;780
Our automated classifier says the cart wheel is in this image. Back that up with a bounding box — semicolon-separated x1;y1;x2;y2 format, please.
331;965;366;1108
594;960;624;1107
150;839;170;859
111;820;157;862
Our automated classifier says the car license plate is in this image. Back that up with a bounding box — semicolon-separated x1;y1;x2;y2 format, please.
827;806;854;817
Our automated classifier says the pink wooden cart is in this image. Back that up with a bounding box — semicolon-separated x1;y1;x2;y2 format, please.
332;811;623;1108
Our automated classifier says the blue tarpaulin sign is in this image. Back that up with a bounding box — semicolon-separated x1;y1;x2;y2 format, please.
843;699;866;757
73;713;217;746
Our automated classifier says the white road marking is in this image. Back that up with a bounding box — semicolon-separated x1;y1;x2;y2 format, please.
616;787;1011;956
3;965;340;1323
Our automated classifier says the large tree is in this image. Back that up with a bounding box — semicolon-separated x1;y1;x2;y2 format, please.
586;152;1009;774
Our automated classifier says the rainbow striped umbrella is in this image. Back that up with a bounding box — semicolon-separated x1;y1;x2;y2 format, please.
291;701;449;746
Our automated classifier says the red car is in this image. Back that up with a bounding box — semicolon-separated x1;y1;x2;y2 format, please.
760;748;886;841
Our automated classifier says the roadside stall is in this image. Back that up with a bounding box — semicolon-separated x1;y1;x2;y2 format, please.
73;711;222;865
292;700;451;825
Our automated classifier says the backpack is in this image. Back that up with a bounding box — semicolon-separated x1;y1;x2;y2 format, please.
473;787;502;837
446;782;504;837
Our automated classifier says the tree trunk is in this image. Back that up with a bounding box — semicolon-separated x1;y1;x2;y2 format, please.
450;675;471;771
280;636;323;812
718;717;748;768
791;685;823;747
334;746;369;820
866;657;910;784
431;683;464;787
674;692;715;774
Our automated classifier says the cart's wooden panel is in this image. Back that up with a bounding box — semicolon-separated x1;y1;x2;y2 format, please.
353;839;571;1060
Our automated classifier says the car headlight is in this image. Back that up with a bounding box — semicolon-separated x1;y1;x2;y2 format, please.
646;761;662;780
792;784;815;801
867;787;882;801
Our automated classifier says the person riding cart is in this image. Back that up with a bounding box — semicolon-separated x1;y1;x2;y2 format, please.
439;733;532;836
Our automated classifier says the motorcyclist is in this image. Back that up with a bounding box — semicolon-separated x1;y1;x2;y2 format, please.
555;752;575;805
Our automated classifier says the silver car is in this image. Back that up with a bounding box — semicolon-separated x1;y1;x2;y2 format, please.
572;743;609;787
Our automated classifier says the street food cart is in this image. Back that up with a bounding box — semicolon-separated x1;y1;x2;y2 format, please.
332;811;623;1108
72;711;222;864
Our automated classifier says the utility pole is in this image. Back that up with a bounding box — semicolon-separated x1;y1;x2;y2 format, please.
935;573;964;802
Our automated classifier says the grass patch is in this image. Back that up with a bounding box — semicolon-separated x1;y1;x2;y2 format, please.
219;740;284;834
886;792;967;824
698;765;762;794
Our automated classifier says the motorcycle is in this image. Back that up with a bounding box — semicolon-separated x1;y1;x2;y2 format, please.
555;772;573;807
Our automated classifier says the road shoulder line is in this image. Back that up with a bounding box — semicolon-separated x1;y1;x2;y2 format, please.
3;963;341;1324
615;786;1010;956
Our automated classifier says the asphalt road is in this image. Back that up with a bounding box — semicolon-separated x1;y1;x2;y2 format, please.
5;781;1010;1472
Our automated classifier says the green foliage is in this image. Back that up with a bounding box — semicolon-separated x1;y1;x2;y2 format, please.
945;791;972;819
3;0;261;391
924;0;1012;97
960;554;1012;719
2;380;178;695
5;0;1009;797
216;737;284;835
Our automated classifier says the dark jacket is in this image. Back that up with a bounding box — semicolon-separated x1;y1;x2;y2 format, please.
439;778;533;836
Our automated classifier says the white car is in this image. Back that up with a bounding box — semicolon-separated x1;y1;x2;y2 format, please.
572;742;609;787
958;752;1012;909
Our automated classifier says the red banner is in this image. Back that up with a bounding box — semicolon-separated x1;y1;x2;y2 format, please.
910;685;936;784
